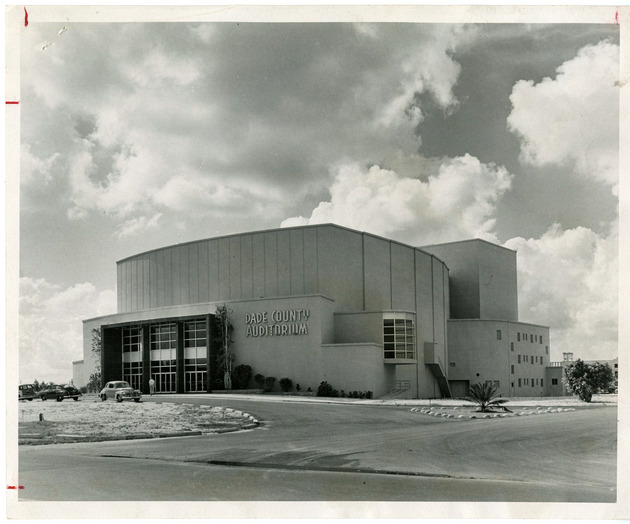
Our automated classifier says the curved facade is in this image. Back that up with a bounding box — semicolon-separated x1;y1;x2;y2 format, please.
81;223;550;398
83;224;451;399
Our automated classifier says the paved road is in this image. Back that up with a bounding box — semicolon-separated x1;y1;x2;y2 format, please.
18;396;617;503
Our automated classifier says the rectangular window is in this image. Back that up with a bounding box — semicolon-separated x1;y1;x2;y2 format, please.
532;379;535;387
511;342;514;352
541;379;544;387
511;365;514;374
184;319;208;392
150;322;177;393
122;326;143;390
540;359;543;366
493;380;500;388
535;356;538;363
518;378;522;387
518;354;521;364
546;346;549;355
517;332;521;342
552;378;558;386
383;313;415;360
497;329;502;340
449;362;456;367
530;334;534;343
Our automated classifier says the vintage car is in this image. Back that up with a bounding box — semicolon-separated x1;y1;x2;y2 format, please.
18;384;37;401
39;384;67;402
61;384;82;401
99;381;142;402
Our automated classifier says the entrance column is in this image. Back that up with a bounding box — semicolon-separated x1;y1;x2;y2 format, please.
176;322;185;394
142;325;150;394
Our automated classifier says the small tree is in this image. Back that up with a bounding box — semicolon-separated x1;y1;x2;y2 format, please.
564;359;614;402
214;304;235;389
90;328;103;390
465;382;509;412
254;374;265;388
263;376;277;392
232;364;253;390
279;377;293;392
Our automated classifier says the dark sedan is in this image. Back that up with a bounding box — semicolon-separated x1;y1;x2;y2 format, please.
39;385;67;402
61;384;82;401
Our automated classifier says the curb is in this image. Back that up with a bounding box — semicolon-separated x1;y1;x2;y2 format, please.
410;406;577;420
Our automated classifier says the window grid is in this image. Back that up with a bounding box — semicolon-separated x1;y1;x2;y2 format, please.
383;315;415;360
122;326;142;390
184;319;208;392
150;322;177;393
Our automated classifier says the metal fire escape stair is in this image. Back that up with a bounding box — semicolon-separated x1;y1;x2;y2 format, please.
424;342;452;398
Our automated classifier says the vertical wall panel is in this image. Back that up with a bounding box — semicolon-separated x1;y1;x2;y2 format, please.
229;236;241;299
163;248;173;307
125;260;132;312
240;235;254;299
277;230;291;296
290;228;305;295
149;252;159;308
218;238;230;300
171;247;182;305
198;241;209;303
179;245;189;305
391;243;415;311
252;233;266;298
317;226;363;310
303;227;318;294
264;232;278;297
188;243;199;304
363;235;392;311
414;251;433;345
142;256;150;310
208;240;220;302
117;264;123;312
156;249;165;308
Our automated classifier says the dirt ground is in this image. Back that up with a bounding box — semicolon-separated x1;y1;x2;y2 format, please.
17;396;258;445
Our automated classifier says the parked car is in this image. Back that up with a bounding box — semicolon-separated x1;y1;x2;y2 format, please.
18;384;37;401
99;381;142;403
61;384;82;401
39;385;67;402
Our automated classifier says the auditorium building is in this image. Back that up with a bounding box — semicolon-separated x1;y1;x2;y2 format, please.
78;224;550;399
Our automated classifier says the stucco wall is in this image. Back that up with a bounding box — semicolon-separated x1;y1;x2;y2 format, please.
320;343;395;397
422;239;518;322
448;320;549;397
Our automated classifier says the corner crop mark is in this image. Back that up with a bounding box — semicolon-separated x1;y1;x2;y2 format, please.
24;7;28;27
6;101;20;104
7;485;25;489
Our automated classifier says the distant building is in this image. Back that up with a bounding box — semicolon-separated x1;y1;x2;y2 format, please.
78;224;551;398
545;353;618;396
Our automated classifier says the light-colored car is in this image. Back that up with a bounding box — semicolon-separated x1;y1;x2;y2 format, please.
99;381;142;403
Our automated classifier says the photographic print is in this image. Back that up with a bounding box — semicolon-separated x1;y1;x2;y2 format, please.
7;5;627;520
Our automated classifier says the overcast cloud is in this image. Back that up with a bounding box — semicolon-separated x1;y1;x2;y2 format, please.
18;20;619;383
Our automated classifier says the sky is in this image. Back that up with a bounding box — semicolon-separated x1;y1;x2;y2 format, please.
16;16;620;384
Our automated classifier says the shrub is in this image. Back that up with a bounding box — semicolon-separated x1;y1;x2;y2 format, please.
263;376;276;392
254;373;265;388
465;382;509;412
317;381;339;397
564;359;614;402
296;383;301;392
279;377;293;392
366;391;373;399
232;364;253;390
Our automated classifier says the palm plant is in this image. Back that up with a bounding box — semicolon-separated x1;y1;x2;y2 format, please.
465;382;509;412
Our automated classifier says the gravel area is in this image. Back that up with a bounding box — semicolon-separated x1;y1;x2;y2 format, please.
17;396;258;445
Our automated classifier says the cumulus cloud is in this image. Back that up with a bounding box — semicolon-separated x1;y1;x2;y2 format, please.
282;154;512;246
19;278;116;383
21;23;467;237
507;40;619;194
505;220;617;361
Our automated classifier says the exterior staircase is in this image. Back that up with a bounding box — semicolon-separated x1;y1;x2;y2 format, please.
424;342;452;398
